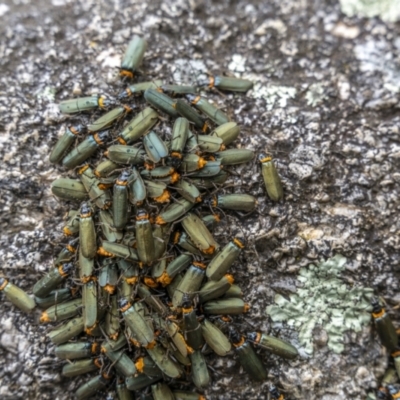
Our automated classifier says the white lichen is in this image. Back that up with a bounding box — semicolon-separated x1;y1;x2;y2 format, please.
266;255;373;356
339;0;400;23
228;54;247;73
251;84;297;110
305;83;327;107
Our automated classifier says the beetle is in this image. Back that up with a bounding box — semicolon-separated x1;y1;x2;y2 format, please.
119;79;163;99
75;373;111;400
181;294;204;350
79;202;97;259
94;159;119;178
40;298;82;323
215;148;254;165
155;198;194;225
34;288;74;310
181;212;219;255
47;316;84;345
175;99;209;132
143;130;168;163
112;170;131;229
62;131;109;169
210;121;240;145
50;125;86;164
59;95;112;114
190;350;210;390
145;341;183;379
210;193;257;212
198;75;253;92
117;107;159;145
87;105;132;132
0;278;36;313
151;382;175;400
55;342;100;360
144;88;179;118
247;331;298;359
62;210;80;236
135;209;155;265
228;326;268;381
120;35;147;78
186;94;229;125
199;274;234;303
206;238;244;281
203;298;249;315
62;358;101;377
33;263;73;298
201;318;231;356
259;153;283;202
371;297;398;353
51;178;88;202
168;117;189;168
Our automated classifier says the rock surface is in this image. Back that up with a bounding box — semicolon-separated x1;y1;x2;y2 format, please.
1;0;400;399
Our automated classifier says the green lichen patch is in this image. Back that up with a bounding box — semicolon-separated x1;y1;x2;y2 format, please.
266;255;373;355
339;0;400;23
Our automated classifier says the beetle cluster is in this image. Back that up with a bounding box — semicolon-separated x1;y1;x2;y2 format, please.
0;35;295;399
368;299;400;400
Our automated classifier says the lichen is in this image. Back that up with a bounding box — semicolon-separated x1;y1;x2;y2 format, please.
266;255;373;355
339;0;400;23
251;84;297;110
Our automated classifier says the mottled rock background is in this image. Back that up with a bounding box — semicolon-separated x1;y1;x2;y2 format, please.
1;0;400;399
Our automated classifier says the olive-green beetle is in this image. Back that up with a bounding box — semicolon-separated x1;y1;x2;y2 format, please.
79;246;94;281
185;131;200;153
223;284;243;299
59;95;111;114
118;107;159;145
141;165;177;179
99;261;118;294
51;178;88;202
94;159;119;178
197;135;225;152
55;342;100;360
161;84;198;96
172;262;207;308
144;180;170;203
182;294;204;350
87;105;131;133
186;94;229;125
105;145;146;165
105;295;120;340
143;131;168;163
116;378;134;400
78;165;112;210
126;374;161;391
135;209;155;265
136;283;169;317
76;373;111;400
203;298;250;315
62;131;109;169
189;171;228;189
189;161;223;178
40;298;82;323
48;316;84;345
79;202;97;259
155;198;194;225
229;326;268;381
152;224;170;260
98;241;139;262
119;80;163;99
50;125;86;164
98;210;123;243
190;350;210;390
199;274;234;303
182;213;219;255
152;383;175;400
215;148;254;165
174;179;202;203
0;278;35;313
154;253;192;287
82;280;98;332
173;231;203;257
199;75;253;92
145;342;182;378
112;170;130;230
206;238;244;281
247;332;298;359
201;318;231;356
210;121;240;145
144;88;179;118
63;209;80;236
168;117;189;167
33;263;73;298
120;35;147;78
62;358;101;377
180;153;207;173
173;391;206;400
210;193;257;212
118;259;140;286
35;288;73;310
128;167;146;205
119;298;155;347
259;154;283;201
101;345;137;377
54;238;78;266
371;298;398;353
175;99;209;132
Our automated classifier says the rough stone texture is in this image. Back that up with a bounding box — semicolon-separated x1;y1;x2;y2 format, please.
1;0;400;399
